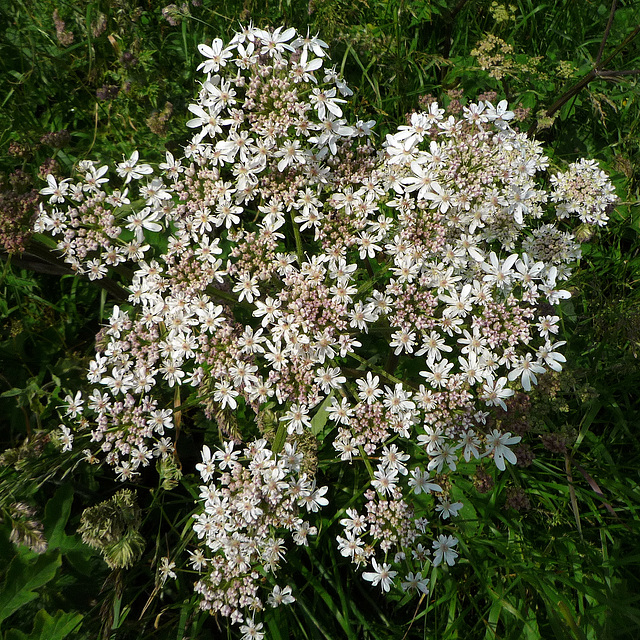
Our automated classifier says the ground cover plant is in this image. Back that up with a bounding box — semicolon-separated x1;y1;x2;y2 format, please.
1;1;639;639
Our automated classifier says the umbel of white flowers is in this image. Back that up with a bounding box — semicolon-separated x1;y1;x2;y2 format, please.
37;23;615;637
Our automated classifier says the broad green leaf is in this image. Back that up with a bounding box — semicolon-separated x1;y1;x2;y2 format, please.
0;551;61;627
5;609;83;640
42;485;74;550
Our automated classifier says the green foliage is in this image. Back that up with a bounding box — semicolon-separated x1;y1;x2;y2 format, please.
0;0;639;639
4;609;83;640
0;551;61;628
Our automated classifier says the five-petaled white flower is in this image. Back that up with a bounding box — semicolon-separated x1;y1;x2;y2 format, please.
197;37;234;74
362;558;398;592
116;150;153;184
268;585;296;607
40;174;71;203
432;535;459;567
484;429;521;471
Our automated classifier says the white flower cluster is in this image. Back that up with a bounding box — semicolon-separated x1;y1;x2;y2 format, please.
550;157;617;225
192;439;323;626
36;23;616;632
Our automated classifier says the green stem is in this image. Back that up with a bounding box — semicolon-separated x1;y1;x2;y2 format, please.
289;207;305;267
205;285;240;305
347;350;414;389
358;445;375;479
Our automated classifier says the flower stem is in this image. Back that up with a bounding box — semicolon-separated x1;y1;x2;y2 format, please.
289;208;304;267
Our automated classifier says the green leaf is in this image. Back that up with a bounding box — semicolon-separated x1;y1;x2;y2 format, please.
0;551;61;627
0;389;22;399
311;391;334;438
272;418;288;454
5;609;83;640
41;487;94;575
42;485;74;550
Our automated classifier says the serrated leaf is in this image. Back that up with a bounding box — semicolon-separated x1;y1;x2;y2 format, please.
0;551;61;627
30;608;83;640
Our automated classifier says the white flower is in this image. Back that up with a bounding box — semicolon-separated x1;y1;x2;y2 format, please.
480;376;515;411
336;531;364;560
417;426;444;454
420;359;454;389
64;391;84;418
160;359;185;387
140;178;171;209
309;87;345;120
197;37;234;74
314;366;346;394
371;465;398;496
268;585;296;607
435;497;464;519
537;314;560;339
380;444;410;475
484;99;515;128
213;380;239;410
362;558;397;592
537;340;567;372
292;521;317;546
292;29;329;57
239;617;265;640
187;548;206;571
423;181;454;213
257;25;296;58
390;328;417;355
280;403;312;434
402;162;436;200
116;150;153;184
463;101;489;127
401;572;429;594
159;151;183;180
299;481;328;512
355;232;382;260
432;535;458;567
213;441;240;470
507;353;546;391
356;372;383;404
416;330;452;362
233;273;260;303
158;557;177;585
458;352;487;385
82;164;109;193
382;384;415;414
40;174;71;203
125;208;163;242
59;425;74;452
481;252;519;289
327;396;354;425
460;429;482;462
339;507;367;534
195;445;216;482
427;442;459;473
253;296;282;327
485;429;521;471
407;468;442;495
349;301;376;332
86;258;108;281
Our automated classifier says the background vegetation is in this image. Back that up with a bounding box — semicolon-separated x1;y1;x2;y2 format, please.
1;0;639;638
